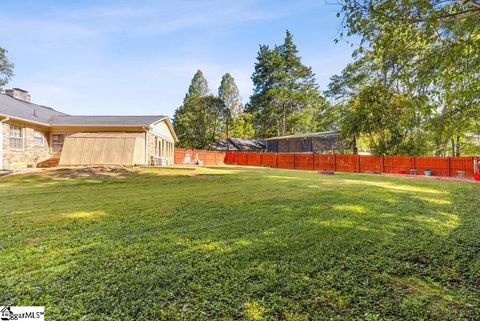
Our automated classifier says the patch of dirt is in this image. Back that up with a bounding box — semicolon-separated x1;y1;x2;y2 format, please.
41;166;135;179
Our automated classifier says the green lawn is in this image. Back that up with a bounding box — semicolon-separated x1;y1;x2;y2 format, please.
1;166;479;321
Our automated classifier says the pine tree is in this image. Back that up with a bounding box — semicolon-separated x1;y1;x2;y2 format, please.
218;73;243;118
174;70;210;148
247;31;322;137
185;70;209;99
173;70;227;149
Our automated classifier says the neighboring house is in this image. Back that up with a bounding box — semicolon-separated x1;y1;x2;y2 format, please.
0;88;177;170
211;137;266;151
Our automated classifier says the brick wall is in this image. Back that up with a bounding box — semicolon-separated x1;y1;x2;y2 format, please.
2;122;52;169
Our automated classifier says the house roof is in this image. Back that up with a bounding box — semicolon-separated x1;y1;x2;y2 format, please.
50;115;167;126
265;131;339;140
0;93;168;127
0;92;67;125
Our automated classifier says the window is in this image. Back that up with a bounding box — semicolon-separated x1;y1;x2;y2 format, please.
9;126;23;150
34;130;44;146
52;134;65;152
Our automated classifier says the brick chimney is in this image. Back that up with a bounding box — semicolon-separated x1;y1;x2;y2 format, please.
5;88;31;102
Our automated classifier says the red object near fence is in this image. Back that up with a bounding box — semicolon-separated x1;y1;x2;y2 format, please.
223;151;477;178
383;156;414;174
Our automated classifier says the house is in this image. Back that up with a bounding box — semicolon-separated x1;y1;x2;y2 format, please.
0;88;177;170
265;131;345;153
210;137;265;151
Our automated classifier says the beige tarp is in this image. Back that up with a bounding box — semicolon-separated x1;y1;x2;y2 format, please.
59;132;145;166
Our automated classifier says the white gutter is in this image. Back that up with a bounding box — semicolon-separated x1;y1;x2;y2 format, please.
0;117;10;170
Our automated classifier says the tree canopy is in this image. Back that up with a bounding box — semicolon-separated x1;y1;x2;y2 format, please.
328;0;480;155
247;31;325;137
0;47;14;91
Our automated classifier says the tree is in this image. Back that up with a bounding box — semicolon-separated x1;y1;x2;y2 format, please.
218;73;245;142
230;112;255;138
185;70;209;99
174;70;210;148
173;71;229;149
218;73;243;118
173;94;226;149
247;31;323;137
334;0;480;155
0;47;14;91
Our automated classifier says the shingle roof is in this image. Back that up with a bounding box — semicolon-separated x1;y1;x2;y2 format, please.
0;93;166;127
50;115;166;126
265;131;338;140
211;138;266;151
0;93;67;124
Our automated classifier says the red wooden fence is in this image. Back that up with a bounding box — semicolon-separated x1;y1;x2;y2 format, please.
223;151;477;178
174;148;226;165
174;148;477;177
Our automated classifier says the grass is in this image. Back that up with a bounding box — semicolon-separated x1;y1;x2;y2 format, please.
0;166;479;321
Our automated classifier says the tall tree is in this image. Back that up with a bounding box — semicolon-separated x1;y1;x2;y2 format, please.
173;71;227;149
334;0;480;155
218;73;245;142
174;70;210;148
218;73;243;118
247;31;323;137
185;70;209;99
0;47;14;91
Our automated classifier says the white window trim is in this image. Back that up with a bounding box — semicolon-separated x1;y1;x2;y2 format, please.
9;126;24;151
34;130;45;147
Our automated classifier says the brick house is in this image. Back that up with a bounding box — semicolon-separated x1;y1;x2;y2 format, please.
0;88;177;170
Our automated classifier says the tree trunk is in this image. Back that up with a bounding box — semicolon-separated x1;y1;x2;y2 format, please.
456;135;460;156
451;138;456;156
352;136;358;155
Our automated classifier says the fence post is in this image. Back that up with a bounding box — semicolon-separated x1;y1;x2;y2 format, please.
357;155;361;172
275;153;278;168
293;153;296;170
381;156;384;173
413;156;416;171
333;153;337;172
447;157;451;177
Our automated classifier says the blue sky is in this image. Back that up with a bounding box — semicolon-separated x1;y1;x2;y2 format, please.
0;0;355;118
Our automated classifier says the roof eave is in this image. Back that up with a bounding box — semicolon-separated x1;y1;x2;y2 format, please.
50;124;152;127
0;114;51;127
